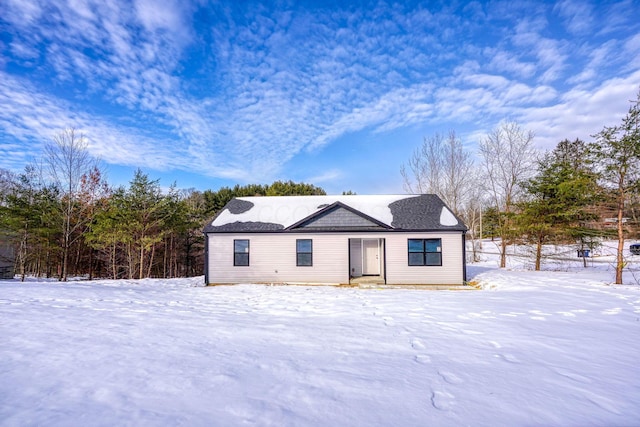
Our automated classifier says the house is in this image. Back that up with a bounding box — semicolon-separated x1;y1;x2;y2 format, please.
203;194;467;286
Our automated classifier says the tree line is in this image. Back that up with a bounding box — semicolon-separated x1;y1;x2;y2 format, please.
0;135;326;281
402;91;640;284
2;91;637;284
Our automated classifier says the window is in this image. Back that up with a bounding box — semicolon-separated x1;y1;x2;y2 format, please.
234;239;250;266
408;239;442;266
296;239;313;266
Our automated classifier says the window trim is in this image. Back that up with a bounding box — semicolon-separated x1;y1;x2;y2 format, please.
408;238;442;266
296;239;313;267
234;239;250;267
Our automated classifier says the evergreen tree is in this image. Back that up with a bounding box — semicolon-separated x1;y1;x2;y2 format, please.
518;139;600;270
203;184;268;216
85;194;126;279
0;166;61;280
87;170;170;279
592;91;640;284
78;167;111;279
265;180;326;196
481;207;502;241
123;170;170;279
203;181;326;217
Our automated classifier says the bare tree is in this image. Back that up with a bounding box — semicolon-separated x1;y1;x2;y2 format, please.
402;134;443;195
0;168;14;197
401;130;475;216
479;121;537;268
44;128;98;281
462;184;488;262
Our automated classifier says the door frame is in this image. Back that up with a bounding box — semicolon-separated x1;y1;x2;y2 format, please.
348;238;386;283
362;238;381;276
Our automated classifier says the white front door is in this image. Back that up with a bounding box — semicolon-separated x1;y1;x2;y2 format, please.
362;239;380;275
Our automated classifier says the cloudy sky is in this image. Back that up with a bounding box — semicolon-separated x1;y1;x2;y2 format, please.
1;0;639;194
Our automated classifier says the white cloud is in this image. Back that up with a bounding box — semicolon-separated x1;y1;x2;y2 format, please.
1;0;640;188
66;0;97;21
0;72;191;174
9;41;40;61
510;16;569;84
554;0;593;35
305;169;344;186
596;0;637;36
516;69;640;150
135;0;183;33
623;33;640;72
3;0;43;27
487;50;536;79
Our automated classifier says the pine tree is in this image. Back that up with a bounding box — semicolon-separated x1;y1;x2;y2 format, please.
0;166;61;280
518;139;600;270
592;91;640;284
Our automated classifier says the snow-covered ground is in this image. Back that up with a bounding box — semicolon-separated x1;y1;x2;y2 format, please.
1;242;640;426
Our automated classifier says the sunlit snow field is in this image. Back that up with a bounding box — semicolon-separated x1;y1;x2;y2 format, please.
1;241;639;426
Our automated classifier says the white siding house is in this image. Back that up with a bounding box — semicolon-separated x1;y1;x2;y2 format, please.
204;195;467;286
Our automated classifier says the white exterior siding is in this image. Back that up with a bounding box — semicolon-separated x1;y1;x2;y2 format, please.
207;231;464;285
385;232;463;285
209;233;351;284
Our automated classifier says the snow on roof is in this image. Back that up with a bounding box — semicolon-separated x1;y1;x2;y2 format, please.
211;195;418;228
204;194;468;233
439;206;459;226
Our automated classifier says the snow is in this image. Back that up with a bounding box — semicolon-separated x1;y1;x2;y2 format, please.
211;195;417;228
439;206;459;226
1;244;640;426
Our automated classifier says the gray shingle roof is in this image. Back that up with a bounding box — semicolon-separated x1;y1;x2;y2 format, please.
203;194;466;233
390;194;462;230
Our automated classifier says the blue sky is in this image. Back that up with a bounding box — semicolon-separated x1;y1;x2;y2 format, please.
1;0;639;194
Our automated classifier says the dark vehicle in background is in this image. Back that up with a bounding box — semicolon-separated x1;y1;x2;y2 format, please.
631;243;640;255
